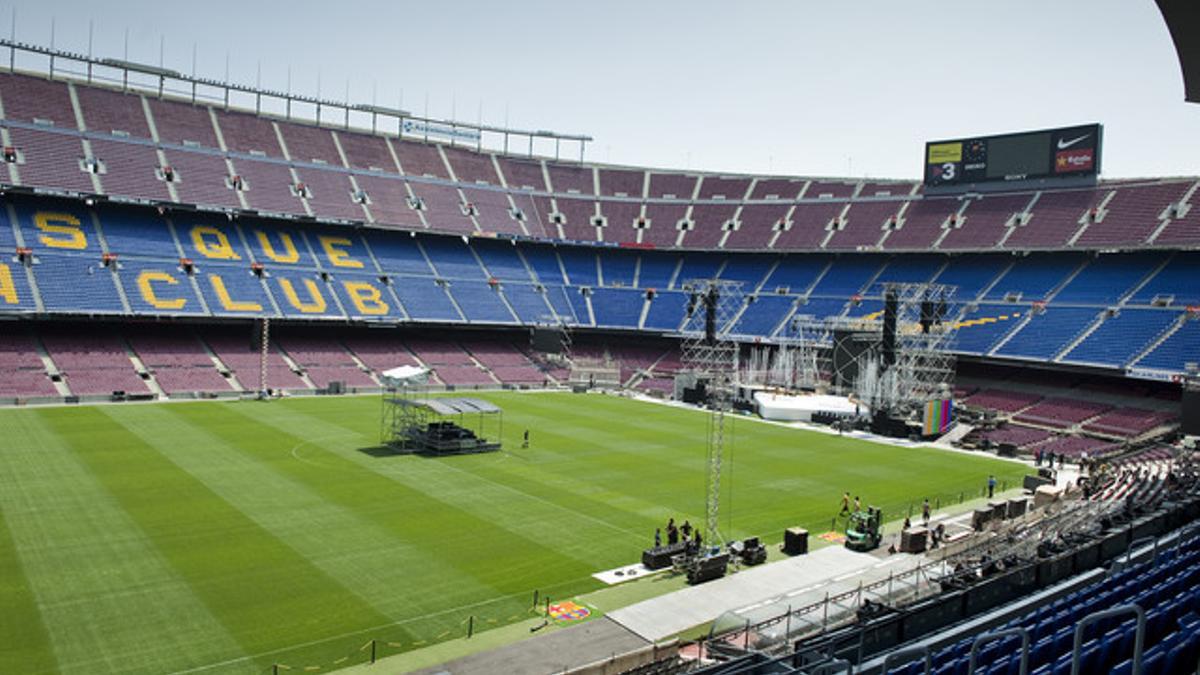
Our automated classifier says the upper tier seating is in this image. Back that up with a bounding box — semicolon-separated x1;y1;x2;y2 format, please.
1;73;1195;252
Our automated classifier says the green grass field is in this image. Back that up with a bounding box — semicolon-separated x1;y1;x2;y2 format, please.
0;392;1029;674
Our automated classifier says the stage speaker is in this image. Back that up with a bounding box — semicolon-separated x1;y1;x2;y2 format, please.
972;507;992;531
881;290;898;368
1024;474;1054;492
1183;380;1200;436
641;542;686;570
681;381;708;405
687;553;730;585
871;411;909;438
783;527;809;555
901;527;928;553
920;298;935;334
531;327;564;354
704;286;719;345
989;500;1008;521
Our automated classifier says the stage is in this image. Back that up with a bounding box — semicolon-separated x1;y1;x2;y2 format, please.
755;391;867;423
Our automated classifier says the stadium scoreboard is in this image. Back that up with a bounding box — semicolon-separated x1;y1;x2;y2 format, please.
924;123;1102;188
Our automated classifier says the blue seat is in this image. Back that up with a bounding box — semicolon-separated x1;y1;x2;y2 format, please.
1030;636;1056;670
1075;643;1102;675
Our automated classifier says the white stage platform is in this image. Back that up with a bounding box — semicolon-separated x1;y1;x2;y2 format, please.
755;391;866;422
592;562;668;585
607;545;921;641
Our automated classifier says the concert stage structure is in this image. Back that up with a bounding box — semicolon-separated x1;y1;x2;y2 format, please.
783;282;959;438
379;366;503;455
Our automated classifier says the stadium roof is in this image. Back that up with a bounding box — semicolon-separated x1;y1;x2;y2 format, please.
1157;0;1200;103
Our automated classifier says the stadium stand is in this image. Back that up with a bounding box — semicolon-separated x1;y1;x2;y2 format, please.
883;535;1200;675
1012;397;1113;429
126;327;233;394
0;330;57;398
0;69;1195;416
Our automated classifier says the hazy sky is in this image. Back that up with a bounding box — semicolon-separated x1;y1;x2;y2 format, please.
4;1;1196;179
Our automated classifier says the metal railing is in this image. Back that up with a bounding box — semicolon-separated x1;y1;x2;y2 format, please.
1071;605;1145;675
1;38;592;160
968;627;1029;675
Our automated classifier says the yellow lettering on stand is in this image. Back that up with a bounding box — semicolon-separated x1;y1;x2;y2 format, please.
343;282;388;315
279;278;327;313
209;274;262;312
137;271;186;310
191;225;241;260
319;236;364;269
0;263;18;305
35;212;87;250
255;231;300;264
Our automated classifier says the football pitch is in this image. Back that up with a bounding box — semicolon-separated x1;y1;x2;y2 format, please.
0;392;1029;674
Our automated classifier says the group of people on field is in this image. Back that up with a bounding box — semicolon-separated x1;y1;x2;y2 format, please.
653;517;704;553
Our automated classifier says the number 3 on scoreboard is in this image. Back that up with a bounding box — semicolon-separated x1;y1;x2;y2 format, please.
940;162;956;181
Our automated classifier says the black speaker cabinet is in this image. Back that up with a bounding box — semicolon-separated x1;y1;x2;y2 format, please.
784;527;809;555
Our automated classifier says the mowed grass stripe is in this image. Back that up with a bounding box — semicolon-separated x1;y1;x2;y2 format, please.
292;393;1027;543
100;404;468;638
279;396;661;542
455;393;714;520
233;398;646;569
0;409;244;675
162;402;588;640
39;406;396;673
327;393;711;540
0;507;59;675
506;394;1029;538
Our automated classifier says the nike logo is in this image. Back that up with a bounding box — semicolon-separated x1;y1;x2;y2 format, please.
1057;134;1090;150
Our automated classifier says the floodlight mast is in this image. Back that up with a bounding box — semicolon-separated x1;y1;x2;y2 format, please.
679;279;744;546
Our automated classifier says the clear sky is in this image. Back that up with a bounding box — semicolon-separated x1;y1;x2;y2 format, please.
4;0;1197;179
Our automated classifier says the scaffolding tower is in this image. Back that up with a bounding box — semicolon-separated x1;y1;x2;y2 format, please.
788;282;959;417
857;282;958;416
679;279;745;545
379;367;432;450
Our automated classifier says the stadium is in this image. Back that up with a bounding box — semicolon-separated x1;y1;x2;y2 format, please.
0;3;1198;675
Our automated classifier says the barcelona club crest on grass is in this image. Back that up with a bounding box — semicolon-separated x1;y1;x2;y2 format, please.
548;601;591;622
818;531;846;544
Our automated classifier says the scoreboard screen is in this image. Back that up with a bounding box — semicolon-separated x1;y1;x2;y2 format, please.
924;123;1101;188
